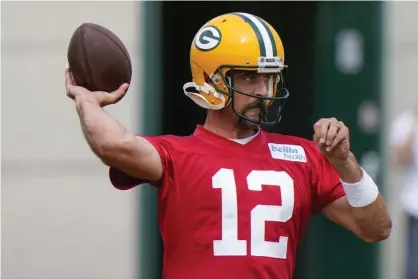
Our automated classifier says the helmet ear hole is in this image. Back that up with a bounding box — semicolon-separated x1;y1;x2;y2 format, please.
203;72;211;83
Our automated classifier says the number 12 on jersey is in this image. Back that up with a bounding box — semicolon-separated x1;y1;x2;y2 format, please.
212;168;295;259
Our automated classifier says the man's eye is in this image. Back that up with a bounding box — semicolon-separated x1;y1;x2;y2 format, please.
244;75;256;81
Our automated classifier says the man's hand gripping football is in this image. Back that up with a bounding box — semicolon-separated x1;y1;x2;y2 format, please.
65;66;129;107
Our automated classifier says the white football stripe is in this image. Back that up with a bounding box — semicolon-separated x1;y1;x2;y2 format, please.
237;12;273;57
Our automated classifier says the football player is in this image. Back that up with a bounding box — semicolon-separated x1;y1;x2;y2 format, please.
65;12;392;279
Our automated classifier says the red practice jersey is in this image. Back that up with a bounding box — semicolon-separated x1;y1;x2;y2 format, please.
109;125;345;279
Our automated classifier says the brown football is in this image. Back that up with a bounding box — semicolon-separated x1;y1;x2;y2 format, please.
67;23;132;93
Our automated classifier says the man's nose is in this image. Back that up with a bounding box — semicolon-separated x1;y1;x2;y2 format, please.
254;80;268;96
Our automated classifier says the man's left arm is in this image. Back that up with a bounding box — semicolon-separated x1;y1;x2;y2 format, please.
321;152;392;243
313;117;392;243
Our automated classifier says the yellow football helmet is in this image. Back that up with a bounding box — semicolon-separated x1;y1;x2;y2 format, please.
183;12;289;126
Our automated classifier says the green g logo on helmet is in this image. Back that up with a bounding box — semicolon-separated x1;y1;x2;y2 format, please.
194;25;222;51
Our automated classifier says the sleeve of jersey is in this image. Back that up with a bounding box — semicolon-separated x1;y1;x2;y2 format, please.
310;146;346;214
108;135;173;190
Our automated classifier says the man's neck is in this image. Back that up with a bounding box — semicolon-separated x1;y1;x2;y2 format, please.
203;112;259;139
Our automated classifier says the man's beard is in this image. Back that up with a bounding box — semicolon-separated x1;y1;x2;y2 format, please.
238;99;268;126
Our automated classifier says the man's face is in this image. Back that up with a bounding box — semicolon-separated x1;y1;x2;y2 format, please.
230;70;276;125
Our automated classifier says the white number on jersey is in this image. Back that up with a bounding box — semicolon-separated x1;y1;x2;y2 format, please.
212;168;295;259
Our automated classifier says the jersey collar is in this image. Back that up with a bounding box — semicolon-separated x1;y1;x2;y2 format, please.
193;125;266;152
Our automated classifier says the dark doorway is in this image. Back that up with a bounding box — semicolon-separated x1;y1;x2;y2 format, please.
160;2;318;278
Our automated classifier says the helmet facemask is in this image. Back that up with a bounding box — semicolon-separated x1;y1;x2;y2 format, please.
207;59;289;127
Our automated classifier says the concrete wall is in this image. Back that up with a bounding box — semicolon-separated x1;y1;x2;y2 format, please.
382;2;418;279
2;2;142;279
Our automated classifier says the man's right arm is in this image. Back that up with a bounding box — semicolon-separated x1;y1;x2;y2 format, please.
75;94;162;181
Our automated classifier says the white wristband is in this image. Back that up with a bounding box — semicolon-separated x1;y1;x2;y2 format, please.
341;168;379;207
